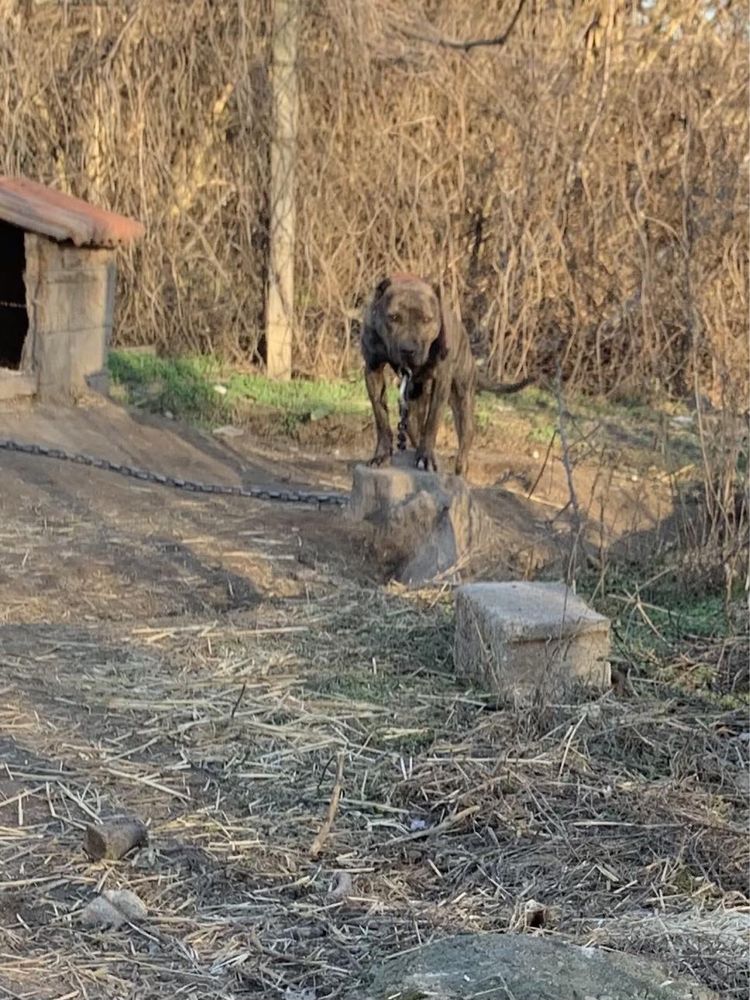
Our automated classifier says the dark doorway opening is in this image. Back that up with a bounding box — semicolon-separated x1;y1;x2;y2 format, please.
0;222;29;370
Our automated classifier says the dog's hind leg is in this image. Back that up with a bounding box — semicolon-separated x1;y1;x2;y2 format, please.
450;375;475;478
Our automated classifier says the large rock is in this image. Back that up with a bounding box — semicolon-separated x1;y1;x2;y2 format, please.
454;581;610;701
348;452;491;584
356;933;718;1000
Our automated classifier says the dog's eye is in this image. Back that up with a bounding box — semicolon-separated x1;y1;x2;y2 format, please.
387;312;401;323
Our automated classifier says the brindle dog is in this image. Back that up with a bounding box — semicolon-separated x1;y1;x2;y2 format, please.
361;274;531;477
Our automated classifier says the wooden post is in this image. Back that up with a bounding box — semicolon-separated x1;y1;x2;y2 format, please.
265;0;299;381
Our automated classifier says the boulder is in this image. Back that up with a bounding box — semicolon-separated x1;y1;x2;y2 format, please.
356;933;718;1000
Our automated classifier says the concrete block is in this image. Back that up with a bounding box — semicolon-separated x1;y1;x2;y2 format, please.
454;581;610;701
348;451;492;584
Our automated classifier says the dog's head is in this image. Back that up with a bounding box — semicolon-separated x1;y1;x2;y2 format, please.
371;275;448;371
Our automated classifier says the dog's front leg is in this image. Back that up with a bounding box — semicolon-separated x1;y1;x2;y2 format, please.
416;372;450;472
364;364;393;466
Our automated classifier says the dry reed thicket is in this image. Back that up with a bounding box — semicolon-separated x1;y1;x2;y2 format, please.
0;0;747;400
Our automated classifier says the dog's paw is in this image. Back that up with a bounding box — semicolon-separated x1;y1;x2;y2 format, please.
368;451;392;468
415;448;438;472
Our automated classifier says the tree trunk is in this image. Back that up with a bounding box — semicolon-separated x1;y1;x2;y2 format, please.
265;0;299;380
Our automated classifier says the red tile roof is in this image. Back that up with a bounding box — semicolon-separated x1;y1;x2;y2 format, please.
0;176;145;248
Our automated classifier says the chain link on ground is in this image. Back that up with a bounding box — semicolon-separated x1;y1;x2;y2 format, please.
0;438;350;507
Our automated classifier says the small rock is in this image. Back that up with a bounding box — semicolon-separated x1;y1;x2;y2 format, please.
586;704;603;726
164;410;175;420
306;405;333;422
213;384;228;395
78;889;147;929
328;871;353;900
213;425;244;438
408;816;429;832
670;415;694;429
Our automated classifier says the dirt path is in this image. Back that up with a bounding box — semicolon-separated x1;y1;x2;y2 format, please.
0;395;590;621
0;398;375;622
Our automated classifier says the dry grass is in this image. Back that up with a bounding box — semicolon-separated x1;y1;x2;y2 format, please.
0;0;746;403
0;585;747;998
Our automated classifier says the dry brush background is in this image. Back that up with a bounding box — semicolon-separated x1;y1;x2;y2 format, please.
0;0;747;402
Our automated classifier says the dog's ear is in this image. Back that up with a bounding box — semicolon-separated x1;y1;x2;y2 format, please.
373;276;391;301
431;284;450;361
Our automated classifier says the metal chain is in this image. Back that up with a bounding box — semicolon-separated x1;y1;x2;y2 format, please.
0;438;349;508
397;371;411;452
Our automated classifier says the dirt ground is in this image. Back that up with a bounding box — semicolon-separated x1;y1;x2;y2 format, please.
0;396;746;999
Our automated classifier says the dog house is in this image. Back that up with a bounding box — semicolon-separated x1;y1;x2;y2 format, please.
0;176;144;403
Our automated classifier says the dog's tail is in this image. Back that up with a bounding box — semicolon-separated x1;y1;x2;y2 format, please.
476;372;534;395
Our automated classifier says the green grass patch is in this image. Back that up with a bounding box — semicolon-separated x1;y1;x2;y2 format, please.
109;350;551;436
109;350;375;429
585;563;730;642
577;561;745;698
108;352;232;424
108;350;703;474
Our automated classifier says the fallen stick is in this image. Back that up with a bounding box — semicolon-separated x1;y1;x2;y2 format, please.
83;816;148;861
309;751;345;859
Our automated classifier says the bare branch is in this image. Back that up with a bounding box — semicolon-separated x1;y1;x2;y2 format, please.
402;0;527;53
